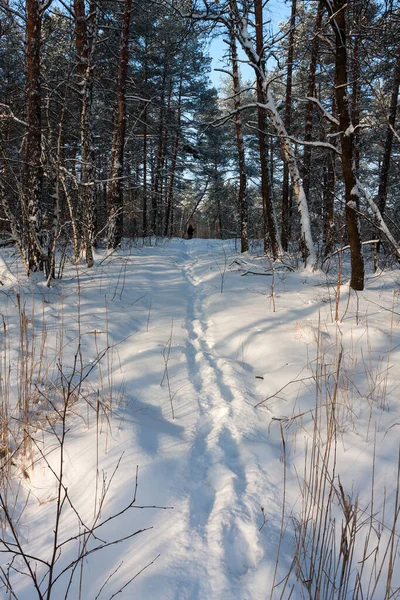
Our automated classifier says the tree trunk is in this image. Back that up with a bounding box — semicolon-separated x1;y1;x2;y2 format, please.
254;0;281;258
164;64;184;237
228;12;248;253
281;0;297;251
324;0;364;290
303;1;323;199
74;0;97;267
142;44;149;238
25;0;44;272
152;51;168;236
377;46;400;215
107;0;132;249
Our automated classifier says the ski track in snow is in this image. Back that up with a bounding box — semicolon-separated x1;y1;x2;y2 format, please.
167;242;275;599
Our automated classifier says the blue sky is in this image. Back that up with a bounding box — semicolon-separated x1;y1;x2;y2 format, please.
207;0;290;89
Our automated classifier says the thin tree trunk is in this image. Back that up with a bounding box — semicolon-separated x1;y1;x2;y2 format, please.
281;0;297;251
351;11;361;173
228;13;248;253
377;46;400;215
25;0;44;272
254;0;281;258
107;0;133;249
142;44;149;238
303;1;323;199
152;51;168;236
324;0;364;290
164;67;184;237
74;0;97;267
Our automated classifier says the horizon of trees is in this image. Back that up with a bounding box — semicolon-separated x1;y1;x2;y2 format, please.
0;0;399;289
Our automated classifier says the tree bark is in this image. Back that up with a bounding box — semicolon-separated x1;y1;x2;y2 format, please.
254;0;281;258
303;1;323;200
281;0;297;251
74;0;97;266
107;0;133;249
164;63;184;237
228;12;248;253
324;0;364;290
377;46;400;215
142;42;149;238
25;0;44;272
152;50;169;236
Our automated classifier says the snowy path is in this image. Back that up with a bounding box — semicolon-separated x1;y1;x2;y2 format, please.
145;241;282;599
7;238;400;600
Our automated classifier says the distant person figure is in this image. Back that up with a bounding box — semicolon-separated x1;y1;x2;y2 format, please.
187;224;194;240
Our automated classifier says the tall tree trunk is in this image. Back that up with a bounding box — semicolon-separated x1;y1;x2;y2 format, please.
143;102;148;238
351;6;361;173
164;65;184;237
107;0;132;249
377;46;400;215
303;1;323;200
152;50;168;236
324;0;364;290
281;0;297;251
142;43;149;238
25;0;44;272
74;0;97;267
254;0;281;258
229;13;248;253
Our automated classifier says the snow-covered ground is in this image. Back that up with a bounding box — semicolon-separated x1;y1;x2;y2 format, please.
1;238;400;599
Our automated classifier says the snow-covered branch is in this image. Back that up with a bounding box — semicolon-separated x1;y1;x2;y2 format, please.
0;104;28;128
305;97;339;126
357;180;400;260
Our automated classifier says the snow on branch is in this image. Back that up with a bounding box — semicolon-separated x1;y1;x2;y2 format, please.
356;179;400;260
305;97;339;127
0;104;28;128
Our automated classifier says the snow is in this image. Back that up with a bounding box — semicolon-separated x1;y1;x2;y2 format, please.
1;239;400;599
